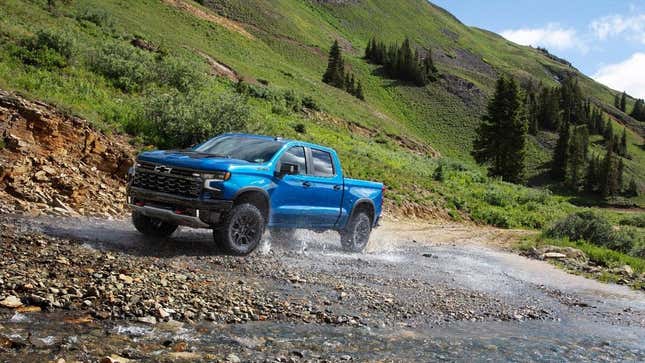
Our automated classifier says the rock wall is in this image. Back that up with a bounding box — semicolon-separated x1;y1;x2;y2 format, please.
0;90;134;217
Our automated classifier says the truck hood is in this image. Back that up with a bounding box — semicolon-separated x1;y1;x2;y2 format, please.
137;150;251;171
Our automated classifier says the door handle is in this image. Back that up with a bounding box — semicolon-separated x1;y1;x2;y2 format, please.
333;185;342;191
302;181;312;188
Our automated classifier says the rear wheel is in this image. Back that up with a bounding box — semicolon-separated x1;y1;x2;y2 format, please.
340;211;372;252
215;203;265;255
132;211;178;237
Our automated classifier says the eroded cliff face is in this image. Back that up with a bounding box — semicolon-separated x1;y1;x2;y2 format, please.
0;90;134;217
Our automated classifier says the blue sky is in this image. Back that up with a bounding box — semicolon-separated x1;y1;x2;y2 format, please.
431;0;645;98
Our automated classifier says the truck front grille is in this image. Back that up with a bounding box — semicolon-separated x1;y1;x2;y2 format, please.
132;162;202;198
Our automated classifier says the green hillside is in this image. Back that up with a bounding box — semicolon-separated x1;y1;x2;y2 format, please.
0;0;643;223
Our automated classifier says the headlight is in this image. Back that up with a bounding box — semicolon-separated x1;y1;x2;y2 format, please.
201;171;231;181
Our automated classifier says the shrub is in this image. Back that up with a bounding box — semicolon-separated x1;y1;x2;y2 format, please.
75;7;114;28
90;42;155;92
156;56;204;92
546;211;614;246
619;214;645;228
545;211;644;256
144;90;249;148
293;123;306;134
483;189;512;207
283;90;300;112
14;29;76;68
301;96;320;111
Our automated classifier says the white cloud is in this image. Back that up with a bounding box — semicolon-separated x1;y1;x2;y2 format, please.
593;53;645;99
590;14;645;44
500;23;582;51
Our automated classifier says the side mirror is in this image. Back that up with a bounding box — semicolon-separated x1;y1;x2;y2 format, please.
275;163;298;178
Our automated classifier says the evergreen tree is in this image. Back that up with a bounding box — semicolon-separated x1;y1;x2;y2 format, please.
631;99;645;121
625;178;639;197
537;87;560;130
322;40;345;88
526;87;539;135
601;135;619;197
565;125;589;190
614;94;620;109
617;158;624;193
552;120;570;181
620;91;627;112
619;128;628;157
472;76;527;183
603;120;614;145
355;81;365;100
584;155;600;193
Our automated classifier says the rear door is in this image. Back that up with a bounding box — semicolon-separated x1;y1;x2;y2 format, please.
269;145;312;227
303;147;343;227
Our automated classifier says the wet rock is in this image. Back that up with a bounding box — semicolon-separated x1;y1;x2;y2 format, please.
226;353;241;362
137;316;157;325
542;252;567;259
0;295;23;308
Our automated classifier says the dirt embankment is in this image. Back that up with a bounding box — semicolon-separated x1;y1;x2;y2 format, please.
0;90;134;217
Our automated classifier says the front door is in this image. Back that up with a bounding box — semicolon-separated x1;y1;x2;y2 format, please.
269;146;312;227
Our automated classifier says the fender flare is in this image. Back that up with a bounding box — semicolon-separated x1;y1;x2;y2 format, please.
347;198;376;225
233;187;271;220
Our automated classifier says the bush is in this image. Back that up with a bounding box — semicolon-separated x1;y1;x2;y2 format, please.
144;90;249;148
293;123;306;134
156;57;205;92
90;42;155;92
546;211;614;246
14;29;76;68
545;211;643;256
75;7;114;28
301;96;320;111
283;90;300;112
619;214;645;228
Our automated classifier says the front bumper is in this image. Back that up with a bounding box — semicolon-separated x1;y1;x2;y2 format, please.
128;187;233;228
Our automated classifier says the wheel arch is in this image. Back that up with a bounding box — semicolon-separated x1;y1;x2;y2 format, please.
233;187;270;223
348;198;375;226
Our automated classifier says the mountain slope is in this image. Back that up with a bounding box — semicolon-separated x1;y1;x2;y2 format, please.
0;0;643;216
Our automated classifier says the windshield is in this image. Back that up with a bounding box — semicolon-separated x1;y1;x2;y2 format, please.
194;136;284;163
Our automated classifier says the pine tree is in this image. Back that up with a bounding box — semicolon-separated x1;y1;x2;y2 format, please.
601;135;619;197
322;40;345;88
603;120;614;144
631;99;645;121
355;81;365;100
472;76;527;183
617;158;624;193
625;178;639;197
537;87;560;130
552;120;570;181
584;155;599;193
614;94;620;109
619;128;628;157
620;91;627;112
565;125;589;190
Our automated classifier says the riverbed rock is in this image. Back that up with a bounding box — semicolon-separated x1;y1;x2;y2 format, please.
0;295;23;308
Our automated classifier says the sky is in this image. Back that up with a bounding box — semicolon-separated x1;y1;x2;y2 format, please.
431;0;645;99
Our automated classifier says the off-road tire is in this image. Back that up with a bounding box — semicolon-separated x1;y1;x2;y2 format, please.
340;211;372;252
132;211;178;237
215;203;265;256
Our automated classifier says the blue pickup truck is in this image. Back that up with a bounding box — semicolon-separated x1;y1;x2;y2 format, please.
127;133;383;255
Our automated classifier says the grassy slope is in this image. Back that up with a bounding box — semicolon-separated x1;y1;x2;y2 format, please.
0;0;643;221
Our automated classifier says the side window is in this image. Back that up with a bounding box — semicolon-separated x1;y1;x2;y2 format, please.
311;149;335;177
279;146;306;175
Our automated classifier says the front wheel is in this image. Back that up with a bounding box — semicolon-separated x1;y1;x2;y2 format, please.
215;203;265;255
132;211;178;237
340;211;372;252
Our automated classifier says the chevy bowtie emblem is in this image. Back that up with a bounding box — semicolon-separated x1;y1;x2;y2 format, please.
154;165;173;173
